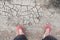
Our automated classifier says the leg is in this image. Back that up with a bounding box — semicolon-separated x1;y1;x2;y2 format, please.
43;24;51;38
14;35;28;40
14;25;28;40
42;35;57;40
42;24;57;40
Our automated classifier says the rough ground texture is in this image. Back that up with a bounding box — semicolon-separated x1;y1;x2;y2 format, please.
0;0;60;40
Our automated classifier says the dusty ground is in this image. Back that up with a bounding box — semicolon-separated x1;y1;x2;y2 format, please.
0;0;60;40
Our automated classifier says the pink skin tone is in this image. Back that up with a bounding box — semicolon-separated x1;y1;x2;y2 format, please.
43;24;51;38
18;29;24;35
17;24;51;39
17;25;25;35
43;28;50;38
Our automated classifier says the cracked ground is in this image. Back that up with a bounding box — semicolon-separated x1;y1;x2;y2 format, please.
0;0;60;40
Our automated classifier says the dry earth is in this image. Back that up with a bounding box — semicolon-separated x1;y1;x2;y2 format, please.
0;0;60;40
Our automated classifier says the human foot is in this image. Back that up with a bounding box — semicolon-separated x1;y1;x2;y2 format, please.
17;25;25;35
43;24;51;38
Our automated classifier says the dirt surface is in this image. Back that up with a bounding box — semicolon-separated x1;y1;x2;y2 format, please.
0;0;60;40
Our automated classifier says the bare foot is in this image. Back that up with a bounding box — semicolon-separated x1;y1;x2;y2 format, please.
17;25;25;35
43;24;51;38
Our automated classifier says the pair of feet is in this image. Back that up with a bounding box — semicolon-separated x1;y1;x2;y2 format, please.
17;24;51;38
